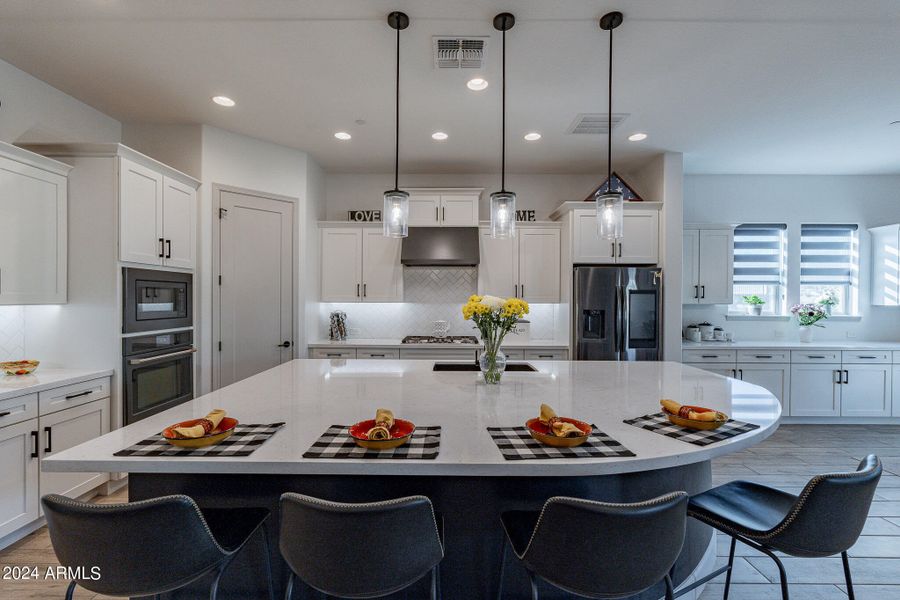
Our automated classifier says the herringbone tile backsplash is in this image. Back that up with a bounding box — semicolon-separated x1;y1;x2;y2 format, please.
0;306;25;361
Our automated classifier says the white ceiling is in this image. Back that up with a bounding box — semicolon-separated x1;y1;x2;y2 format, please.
0;0;899;174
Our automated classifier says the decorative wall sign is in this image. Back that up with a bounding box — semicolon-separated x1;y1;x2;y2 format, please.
348;209;382;222
515;209;536;222
584;171;644;202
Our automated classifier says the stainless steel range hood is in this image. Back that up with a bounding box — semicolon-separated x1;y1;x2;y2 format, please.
401;227;480;266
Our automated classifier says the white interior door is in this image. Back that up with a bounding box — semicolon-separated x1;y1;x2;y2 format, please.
477;227;516;297
119;157;163;265
218;189;294;388
162;176;197;269
361;229;402;301
518;228;560;302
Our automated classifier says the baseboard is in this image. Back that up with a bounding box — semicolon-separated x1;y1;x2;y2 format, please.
782;416;900;425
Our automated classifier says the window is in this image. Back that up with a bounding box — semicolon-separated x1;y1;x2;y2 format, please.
800;224;858;315
732;224;787;313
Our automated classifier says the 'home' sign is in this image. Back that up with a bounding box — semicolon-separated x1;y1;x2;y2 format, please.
348;210;382;222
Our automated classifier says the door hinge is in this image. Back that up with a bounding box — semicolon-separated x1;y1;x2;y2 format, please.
218;341;222;351
219;207;228;219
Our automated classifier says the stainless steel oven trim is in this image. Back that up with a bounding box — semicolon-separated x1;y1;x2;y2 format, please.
128;347;197;366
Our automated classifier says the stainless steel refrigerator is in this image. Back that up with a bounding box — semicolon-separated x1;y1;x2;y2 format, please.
574;266;662;361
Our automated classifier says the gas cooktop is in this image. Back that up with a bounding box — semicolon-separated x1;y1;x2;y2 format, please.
401;335;479;344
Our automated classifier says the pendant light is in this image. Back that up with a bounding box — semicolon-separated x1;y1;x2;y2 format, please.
383;11;410;238
490;12;516;239
597;11;624;240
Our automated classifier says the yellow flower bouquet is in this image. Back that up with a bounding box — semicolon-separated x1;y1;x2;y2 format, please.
462;294;529;383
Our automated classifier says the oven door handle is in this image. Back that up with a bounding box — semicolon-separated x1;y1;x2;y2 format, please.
129;347;197;365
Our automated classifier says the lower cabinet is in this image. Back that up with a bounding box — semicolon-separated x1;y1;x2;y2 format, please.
895;366;900;416
790;364;841;417
0;419;39;539
399;348;478;361
684;363;736;378
841;365;892;417
356;348;400;359
310;348;357;359
737;364;791;416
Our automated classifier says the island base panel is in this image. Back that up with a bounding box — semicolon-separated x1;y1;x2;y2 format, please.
130;462;711;600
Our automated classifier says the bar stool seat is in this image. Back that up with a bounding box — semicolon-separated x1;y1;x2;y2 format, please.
688;480;798;538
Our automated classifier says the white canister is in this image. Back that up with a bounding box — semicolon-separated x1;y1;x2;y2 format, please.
698;324;715;340
685;327;702;343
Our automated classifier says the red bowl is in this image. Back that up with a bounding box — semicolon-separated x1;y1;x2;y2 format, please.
349;418;416;441
526;417;591;436
526;417;592;448
163;417;239;440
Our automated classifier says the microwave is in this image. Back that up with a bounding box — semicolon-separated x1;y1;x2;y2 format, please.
123;268;193;333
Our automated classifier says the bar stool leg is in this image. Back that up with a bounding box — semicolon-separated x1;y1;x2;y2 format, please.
260;523;276;600
496;540;508;600
664;573;675;600
527;570;540;600
842;551;855;600
283;572;294;600
758;546;789;600
65;581;76;600
723;536;737;600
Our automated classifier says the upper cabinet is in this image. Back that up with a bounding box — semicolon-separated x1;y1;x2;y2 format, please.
683;225;734;305
570;207;659;264
478;226;560;302
0;143;70;305
870;224;899;306
119;157;198;269
320;226;403;302
406;189;481;227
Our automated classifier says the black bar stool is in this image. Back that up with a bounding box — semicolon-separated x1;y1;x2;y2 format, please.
279;493;444;599
688;454;881;600
42;493;273;600
498;492;688;599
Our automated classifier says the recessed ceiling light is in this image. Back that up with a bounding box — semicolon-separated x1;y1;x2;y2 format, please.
523;132;542;141
431;131;448;141
334;131;352;140
211;96;235;107
628;132;648;141
467;78;489;91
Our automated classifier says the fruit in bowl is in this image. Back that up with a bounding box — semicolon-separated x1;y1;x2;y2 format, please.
1;360;40;376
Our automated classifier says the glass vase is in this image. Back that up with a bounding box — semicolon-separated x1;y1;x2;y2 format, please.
479;348;507;384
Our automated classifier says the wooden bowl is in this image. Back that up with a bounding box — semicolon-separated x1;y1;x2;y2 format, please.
525;417;591;448
663;407;728;431
349;419;415;450
1;360;40;376
162;417;239;448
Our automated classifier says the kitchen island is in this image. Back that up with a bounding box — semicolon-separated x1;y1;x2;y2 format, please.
44;360;780;599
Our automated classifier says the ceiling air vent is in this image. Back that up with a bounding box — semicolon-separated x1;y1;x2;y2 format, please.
567;113;630;134
432;36;488;69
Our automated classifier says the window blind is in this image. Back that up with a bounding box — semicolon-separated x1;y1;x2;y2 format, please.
800;224;858;285
733;224;786;286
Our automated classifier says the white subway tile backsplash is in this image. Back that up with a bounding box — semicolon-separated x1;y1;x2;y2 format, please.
0;306;26;360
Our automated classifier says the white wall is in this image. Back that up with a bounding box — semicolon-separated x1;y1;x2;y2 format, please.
0;58;120;144
684;175;900;342
122;123;202;179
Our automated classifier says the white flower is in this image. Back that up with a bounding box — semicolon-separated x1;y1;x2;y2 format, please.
480;295;505;310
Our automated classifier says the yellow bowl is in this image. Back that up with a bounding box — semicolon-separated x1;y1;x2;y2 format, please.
525;417;591;448
1;360;40;376
162;418;238;448
664;410;728;431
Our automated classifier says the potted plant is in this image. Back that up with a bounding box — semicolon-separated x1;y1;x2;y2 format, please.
742;295;766;316
790;303;827;343
462;294;529;384
816;289;839;316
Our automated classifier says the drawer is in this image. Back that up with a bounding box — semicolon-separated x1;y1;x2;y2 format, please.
0;392;38;428
842;350;891;364
356;348;400;359
311;348;357;359
483;348;525;360
39;377;110;416
682;349;736;363
737;350;790;363
399;349;477;360
525;349;568;360
791;350;841;363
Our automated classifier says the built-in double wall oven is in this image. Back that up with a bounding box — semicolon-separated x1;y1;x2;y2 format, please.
123;268;195;424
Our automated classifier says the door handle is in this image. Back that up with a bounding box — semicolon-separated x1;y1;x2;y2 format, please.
277;341;292;348
158;237;165;258
618;242;623;258
363;283;367;297
731;369;736;378
435;207;439;222
165;239;172;259
442;207;446;221
843;370;849;384
755;355;773;359
44;426;52;454
31;431;38;458
0;411;10;418
834;370;842;384
738;369;743;379
694;285;698;299
521;284;525;297
514;284;518;297
611;241;616;257
65;390;92;400
356;283;360;297
128;347;197;365
700;285;706;299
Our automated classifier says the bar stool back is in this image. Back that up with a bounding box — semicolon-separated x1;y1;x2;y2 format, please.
279;493;444;599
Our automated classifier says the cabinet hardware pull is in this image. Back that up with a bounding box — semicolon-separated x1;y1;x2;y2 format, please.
65;390;92;400
755;355;773;359
694;285;698;299
538;355;553;358
158;238;165;258
808;355;826;359
835;370;842;384
370;354;385;357
30;431;38;458
700;285;706;299
128;347;197;365
326;353;342;357
442;207;446;221
165;239;172;259
435;207;439;222
521;284;525;297
0;411;10;418
701;355;719;358
363;283;367;297
356;283;360;297
618;242;623;257
514;284;518;297
611;241;616;257
738;369;743;379
858;356;878;359
44;426;52;453
731;369;736;378
843;370;849;384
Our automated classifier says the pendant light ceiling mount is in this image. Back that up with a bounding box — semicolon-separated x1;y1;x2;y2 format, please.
489;12;516;240
384;11;410;238
596;10;625;241
387;11;409;31
599;11;623;31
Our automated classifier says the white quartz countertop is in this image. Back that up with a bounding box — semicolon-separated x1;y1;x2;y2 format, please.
44;360;779;477
309;338;570;349
0;368;114;402
683;340;900;350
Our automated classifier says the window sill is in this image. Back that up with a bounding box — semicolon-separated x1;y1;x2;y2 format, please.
725;314;862;322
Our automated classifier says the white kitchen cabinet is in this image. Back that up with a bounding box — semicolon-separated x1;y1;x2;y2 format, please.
478;227;560;302
870;224;899;306
407;194;441;226
0;143;69;304
684;363;736;378
478;229;517;298
356;348;400;359
841;365;892;417
361;230;403;302
310;348;357;359
0;418;39;539
161;176;197;269
39;399;110;507
320;227;402;302
440;195;480;226
572;208;659;265
790;364;841;417
893;366;900;417
525;349;569;361
407;190;480;227
683;226;734;305
737;364;791;416
399;348;478;361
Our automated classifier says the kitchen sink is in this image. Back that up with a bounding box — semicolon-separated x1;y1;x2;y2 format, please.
432;362;538;372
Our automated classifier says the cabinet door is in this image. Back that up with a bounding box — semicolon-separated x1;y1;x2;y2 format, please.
398;348;477;360
738;364;790;416
321;228;362;302
685;363;736;378
894;366;900;417
0;419;39;539
407;194;441;226
119;157;164;265
0;155;67;304
440;194;479;226
841;365;891;417
619;211;659;264
697;229;734;304
39;399;109;506
361;229;403;302
518;228;560;302
682;230;700;304
162;176;197;269
478;227;516;298
790;364;841;416
572;210;615;263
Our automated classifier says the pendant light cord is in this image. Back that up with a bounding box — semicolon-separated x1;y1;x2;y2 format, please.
501;26;507;193
394;25;400;192
607;23;613;185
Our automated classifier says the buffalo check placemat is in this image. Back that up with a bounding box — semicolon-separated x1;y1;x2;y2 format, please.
114;423;286;457
302;425;441;459
486;426;635;460
623;412;759;446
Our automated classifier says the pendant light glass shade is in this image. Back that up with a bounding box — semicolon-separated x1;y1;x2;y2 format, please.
597;191;624;240
383;189;409;238
490;190;516;239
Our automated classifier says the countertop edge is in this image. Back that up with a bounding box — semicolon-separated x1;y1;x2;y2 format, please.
0;369;115;402
309;339;570;349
